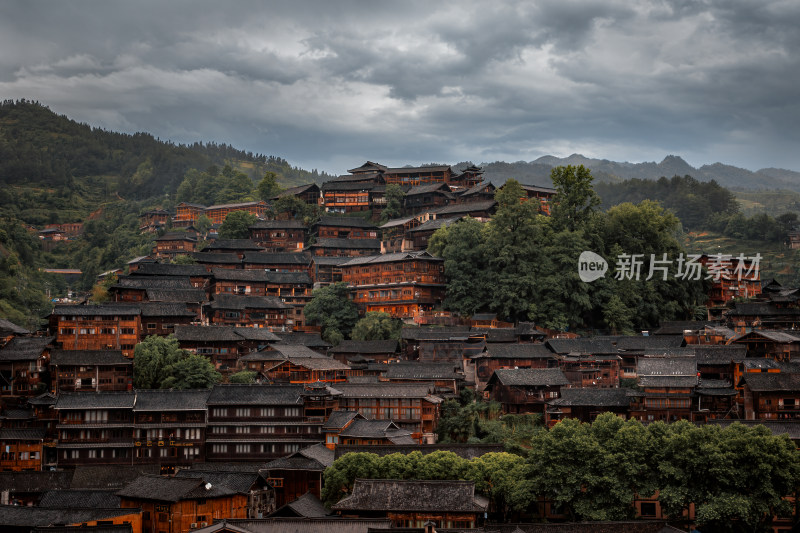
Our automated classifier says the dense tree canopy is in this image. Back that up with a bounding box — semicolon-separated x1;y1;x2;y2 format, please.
133;335;220;389
218;210;258;239
350;311;402;341
429;167;707;331
303;282;360;345
325;415;800;530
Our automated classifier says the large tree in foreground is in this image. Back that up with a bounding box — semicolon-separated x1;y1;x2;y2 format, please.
218;210;257;239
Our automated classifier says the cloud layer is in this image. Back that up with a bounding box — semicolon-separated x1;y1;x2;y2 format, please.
2;0;799;175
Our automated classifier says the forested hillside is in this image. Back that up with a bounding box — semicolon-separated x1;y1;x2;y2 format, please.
0;100;331;199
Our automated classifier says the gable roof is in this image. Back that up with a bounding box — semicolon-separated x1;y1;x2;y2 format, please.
205;294;292;310
270;492;329;518
322;410;362;430
250;219;307;230
742;373;800;392
314;216;379;229
310;238;381;250
131;263;210;277
275;332;331;348
333;383;436;399
68;464;162;489
0;318;30;335
0;336;53;361
145;288;207;302
38;489;120;509
546;338;617;355
328;340;399;354
55;391;136;410
191;252;243;264
50;304;141;317
332;479;487;512
117;474;237;502
0;471;72;493
174;470;264;494
384;362;463;381
338;419;411;439
488;368;570;387
550;388;631;407
243;252;313;265
207;384;303;405
134;389;212;411
0;507;137;528
482;343;556;359
174;325;243;342
203;239;265;252
50;350;131;367
114;275;194;290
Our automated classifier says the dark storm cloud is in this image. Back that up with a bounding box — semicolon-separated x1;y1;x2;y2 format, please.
1;0;799;174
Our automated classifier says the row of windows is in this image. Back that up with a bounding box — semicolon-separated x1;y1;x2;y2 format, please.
210;443;299;454
209;407;301;417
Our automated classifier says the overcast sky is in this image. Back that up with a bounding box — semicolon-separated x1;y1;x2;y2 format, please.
2;1;799;175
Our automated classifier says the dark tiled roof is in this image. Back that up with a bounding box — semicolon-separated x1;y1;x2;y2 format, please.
637;356;697;376
334;383;436;399
134;389;211;411
310;238;381;250
203;239;265;252
206;294;292;310
27;391;58;406
262;455;325;472
138;302;198;317
339;419;411;440
243;252;312;265
332;479;488;512
146;288;207;302
384;362;462;380
639;376;698;388
155;232;197;242
400;326;470;341
297;443;335;468
549;388;631;407
271;344;328;359
275;332;331;348
726;302;800;317
0;471;72;493
405;183;451;196
694;345;747;365
114;275;194;290
191;252;243;264
250;219;307;230
284;357;350;371
51;304;140;317
322;181;381;192
314;216;379;229
216;517;392;533
207;384;304;405
50;349;130;366
0;318;29;335
742;373;800;392
615;335;685;351
430;200;496;216
323;410;362;430
482;344;555;359
0;427;46;440
271;492;330;517
175;470;263;494
0;336;53;361
174;325;243;342
733;330;800;343
38;489;120;508
341;251;441;267
233;328;281;342
546;338;617;355
0;507;137;527
212;268;273;282
117;474;236;501
131;263;210;277
55;391;136;410
489;368;570;387
69;464;162;489
328;340;399;354
406;216;461;234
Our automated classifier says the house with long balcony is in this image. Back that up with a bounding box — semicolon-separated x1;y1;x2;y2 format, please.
341;251;446;319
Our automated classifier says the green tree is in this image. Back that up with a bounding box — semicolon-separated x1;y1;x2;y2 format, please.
603;294;634;334
159;353;221;389
90;273;117;303
303;282;360;344
218;210;257;239
228;370;257;384
194;214;213;239
133;335;186;389
133;335;221;389
170;254;197;265
428;217;492;317
550;164;601;232
485;180;545;322
380;184;405;222
351;311;402;341
322;452;382;506
214;165;255;204
257;171;283;201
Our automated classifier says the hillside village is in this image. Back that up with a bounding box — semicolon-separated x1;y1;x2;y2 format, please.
2;161;800;533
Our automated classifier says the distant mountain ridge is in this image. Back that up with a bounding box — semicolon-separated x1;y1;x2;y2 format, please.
463;154;800;192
